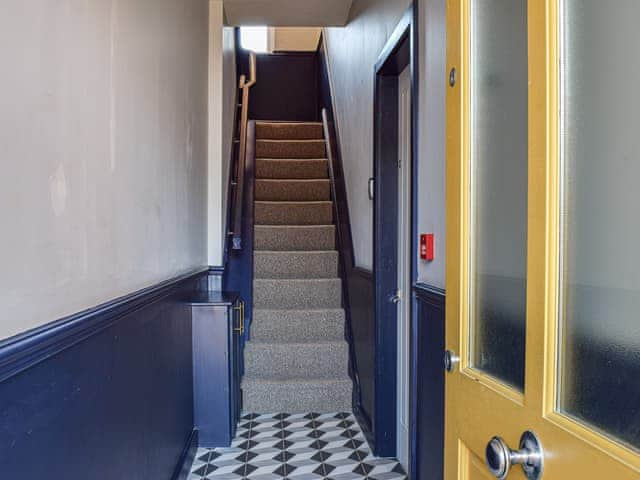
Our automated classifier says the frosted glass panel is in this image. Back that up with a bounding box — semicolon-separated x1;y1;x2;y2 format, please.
558;0;640;450
469;0;528;391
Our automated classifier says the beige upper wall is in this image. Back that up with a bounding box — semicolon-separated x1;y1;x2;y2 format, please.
0;0;211;340
324;0;447;288
208;0;237;266
416;0;446;288
224;0;353;26
324;0;412;271
272;28;322;52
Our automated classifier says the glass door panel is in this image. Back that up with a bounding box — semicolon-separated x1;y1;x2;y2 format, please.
558;0;640;451
469;0;529;391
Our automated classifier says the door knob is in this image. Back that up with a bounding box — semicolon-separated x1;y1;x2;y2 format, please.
389;290;402;304
485;431;544;480
443;350;460;372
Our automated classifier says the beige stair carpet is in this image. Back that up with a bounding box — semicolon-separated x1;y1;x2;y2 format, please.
242;121;352;414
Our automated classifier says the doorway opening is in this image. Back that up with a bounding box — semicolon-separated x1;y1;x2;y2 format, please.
371;5;417;470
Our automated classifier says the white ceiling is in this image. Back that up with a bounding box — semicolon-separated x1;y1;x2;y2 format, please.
223;0;354;27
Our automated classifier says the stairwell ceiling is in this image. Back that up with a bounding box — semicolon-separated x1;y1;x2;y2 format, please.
223;0;354;27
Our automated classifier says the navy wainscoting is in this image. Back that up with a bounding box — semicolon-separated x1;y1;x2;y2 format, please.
0;269;207;480
411;283;445;480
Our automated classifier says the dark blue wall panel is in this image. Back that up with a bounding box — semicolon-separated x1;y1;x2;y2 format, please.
0;271;206;480
411;284;445;480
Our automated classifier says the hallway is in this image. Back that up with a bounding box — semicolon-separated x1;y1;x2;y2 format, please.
4;1;640;479
189;412;406;479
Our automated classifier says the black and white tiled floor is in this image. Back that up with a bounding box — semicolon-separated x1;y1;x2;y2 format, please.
189;412;407;480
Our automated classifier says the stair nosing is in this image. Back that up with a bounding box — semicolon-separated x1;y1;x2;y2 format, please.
253;308;344;314
257;139;325;143
255;121;323;125
242;376;352;384
255;179;330;183
254;250;338;254
254;225;335;228
255;200;332;204
246;340;347;347
254;278;340;282
256;158;328;161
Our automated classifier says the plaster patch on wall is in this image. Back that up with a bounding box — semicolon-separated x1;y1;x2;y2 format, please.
49;164;68;216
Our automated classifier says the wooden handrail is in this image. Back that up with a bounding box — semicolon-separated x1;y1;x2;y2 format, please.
232;52;257;250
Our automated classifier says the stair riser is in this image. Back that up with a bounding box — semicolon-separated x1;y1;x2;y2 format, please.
244;343;349;379
256;159;329;180
253;279;342;309
256;123;324;140
254;252;338;279
256;140;326;159
254;226;335;252
255;180;330;202
251;309;345;342
255;202;333;226
242;380;352;414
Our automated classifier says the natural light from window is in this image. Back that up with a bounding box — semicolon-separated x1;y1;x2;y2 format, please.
240;26;269;53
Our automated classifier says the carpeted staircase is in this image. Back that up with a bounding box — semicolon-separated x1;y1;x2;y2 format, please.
241;121;353;414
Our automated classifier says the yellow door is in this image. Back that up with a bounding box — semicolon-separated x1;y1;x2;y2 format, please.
446;1;640;479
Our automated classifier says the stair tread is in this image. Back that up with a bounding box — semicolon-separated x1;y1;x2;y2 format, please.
254;226;336;252
256;179;330;182
255;225;335;229
246;340;346;347
255;178;330;201
256;157;328;161
254;278;340;283
255;250;338;255
247;307;344;314
256;138;326;159
255;159;329;180
253;308;344;312
255;200;333;204
243;376;351;384
257;139;325;143
255;201;333;226
256;121;323;125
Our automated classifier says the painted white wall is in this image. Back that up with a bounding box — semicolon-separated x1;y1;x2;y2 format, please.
208;0;237;266
416;0;446;288
0;0;211;341
324;0;411;270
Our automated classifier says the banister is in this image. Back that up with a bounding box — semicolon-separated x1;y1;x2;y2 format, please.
231;52;257;250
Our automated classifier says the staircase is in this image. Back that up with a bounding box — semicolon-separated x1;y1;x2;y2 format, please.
242;121;353;414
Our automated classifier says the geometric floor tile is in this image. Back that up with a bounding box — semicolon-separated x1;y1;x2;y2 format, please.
189;412;407;480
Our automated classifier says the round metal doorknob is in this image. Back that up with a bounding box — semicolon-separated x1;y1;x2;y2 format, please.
485;431;544;480
443;350;460;372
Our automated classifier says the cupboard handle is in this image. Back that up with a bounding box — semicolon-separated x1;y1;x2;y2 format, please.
233;301;245;335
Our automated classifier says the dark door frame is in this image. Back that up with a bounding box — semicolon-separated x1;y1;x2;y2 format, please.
372;4;418;459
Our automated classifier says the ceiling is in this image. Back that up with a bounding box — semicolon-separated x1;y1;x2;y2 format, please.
223;0;354;27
